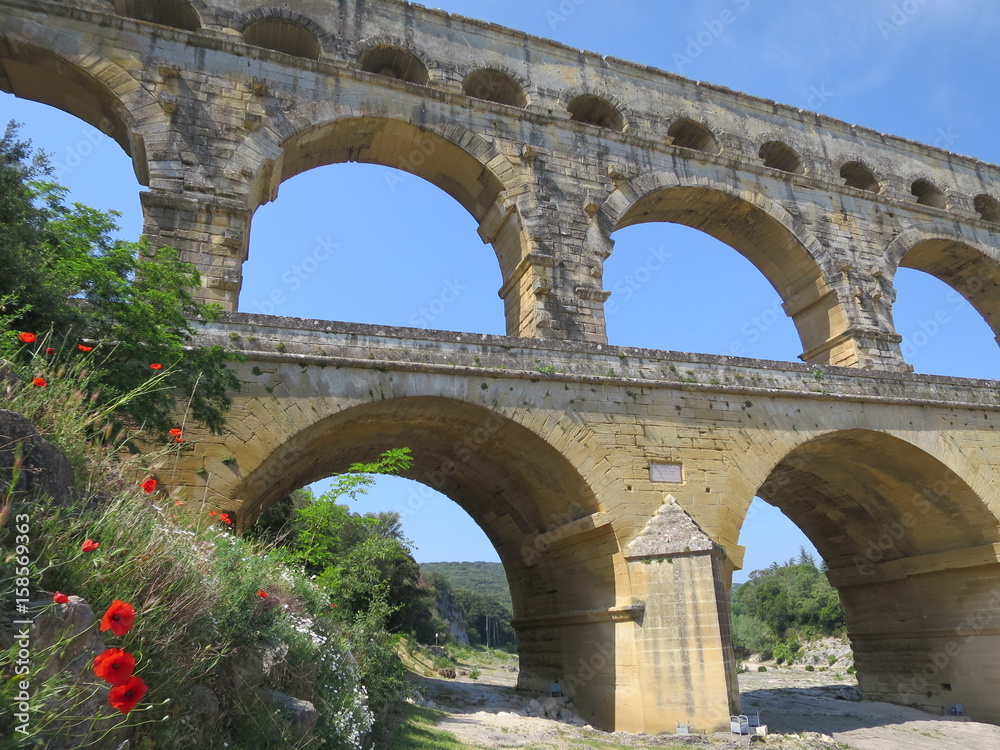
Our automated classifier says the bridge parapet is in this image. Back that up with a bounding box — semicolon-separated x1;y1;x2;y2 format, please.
205;313;1000;410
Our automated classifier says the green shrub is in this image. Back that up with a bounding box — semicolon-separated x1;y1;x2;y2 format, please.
772;639;802;666
732;614;775;660
757;666;767;672
804;665;815;672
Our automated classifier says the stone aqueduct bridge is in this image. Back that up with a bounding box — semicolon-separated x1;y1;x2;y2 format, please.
5;0;1000;734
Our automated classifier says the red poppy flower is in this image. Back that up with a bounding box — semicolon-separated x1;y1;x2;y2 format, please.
52;591;70;604
220;513;233;526
18;332;36;343
168;428;182;437
149;363;162;370
108;675;147;714
208;511;218;516
173;436;183;444
257;590;269;598
45;347;55;355
77;344;93;352
32;377;47;388
93;648;136;686
100;600;136;637
175;500;185;506
82;539;100;552
141;478;157;494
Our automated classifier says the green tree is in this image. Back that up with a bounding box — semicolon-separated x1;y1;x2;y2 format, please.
453;589;517;650
0;122;240;436
278;449;440;638
733;557;846;648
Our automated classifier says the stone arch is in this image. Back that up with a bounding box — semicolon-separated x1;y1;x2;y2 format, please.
0;18;171;185
910;177;947;209
758;139;805;175
840;158;880;193
568;94;626;131
229;395;623;727
241;110;529;332
750;428;1000;719
884;224;1000;346
113;0;201;31
667;117;720;154
236;8;328;60
357;42;430;85
600;169;846;364
974;193;1000;223
562;88;632;132
463;67;528;108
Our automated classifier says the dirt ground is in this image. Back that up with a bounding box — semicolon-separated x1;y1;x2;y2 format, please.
409;658;1000;750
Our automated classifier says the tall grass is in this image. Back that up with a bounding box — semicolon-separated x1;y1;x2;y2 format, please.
0;344;377;748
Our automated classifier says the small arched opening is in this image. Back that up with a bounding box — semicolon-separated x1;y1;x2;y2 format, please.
463;69;527;108
668;118;720;154
759;140;804;174
911;178;946;209
974;194;1000;223
358;45;429;85
840;161;880;193
567;95;625;131
243;18;322;61
114;0;201;31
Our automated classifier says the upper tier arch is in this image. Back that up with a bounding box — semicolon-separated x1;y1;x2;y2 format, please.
0;19;171;185
600;168;845;364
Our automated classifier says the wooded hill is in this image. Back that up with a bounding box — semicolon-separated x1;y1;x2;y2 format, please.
420;561;512;611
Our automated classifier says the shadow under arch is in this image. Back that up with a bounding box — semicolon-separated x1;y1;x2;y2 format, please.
885;224;1000;348
232;395;623;729
754;428;1000;721
247;113;530;333
601;170;844;365
0;22;166;185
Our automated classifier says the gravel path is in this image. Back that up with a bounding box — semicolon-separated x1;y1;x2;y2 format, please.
408;659;1000;749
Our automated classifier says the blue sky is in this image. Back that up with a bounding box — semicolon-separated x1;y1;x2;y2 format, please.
3;0;999;581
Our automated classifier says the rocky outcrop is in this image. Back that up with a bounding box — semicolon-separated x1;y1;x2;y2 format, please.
0;409;75;506
435;588;470;646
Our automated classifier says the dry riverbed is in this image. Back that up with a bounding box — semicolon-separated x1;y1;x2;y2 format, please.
406;657;1000;749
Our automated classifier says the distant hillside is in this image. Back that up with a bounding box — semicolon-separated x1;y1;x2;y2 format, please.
420;561;512;611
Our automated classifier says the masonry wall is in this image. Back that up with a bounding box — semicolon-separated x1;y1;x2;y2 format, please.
5;0;1000;371
145;314;1000;730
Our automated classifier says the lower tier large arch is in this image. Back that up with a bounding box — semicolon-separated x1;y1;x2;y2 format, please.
756;429;1000;719
225;394;629;729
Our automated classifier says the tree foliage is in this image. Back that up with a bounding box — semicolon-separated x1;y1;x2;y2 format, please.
0;122;240;436
256;449;439;640
419;561;512;612
732;549;845;657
